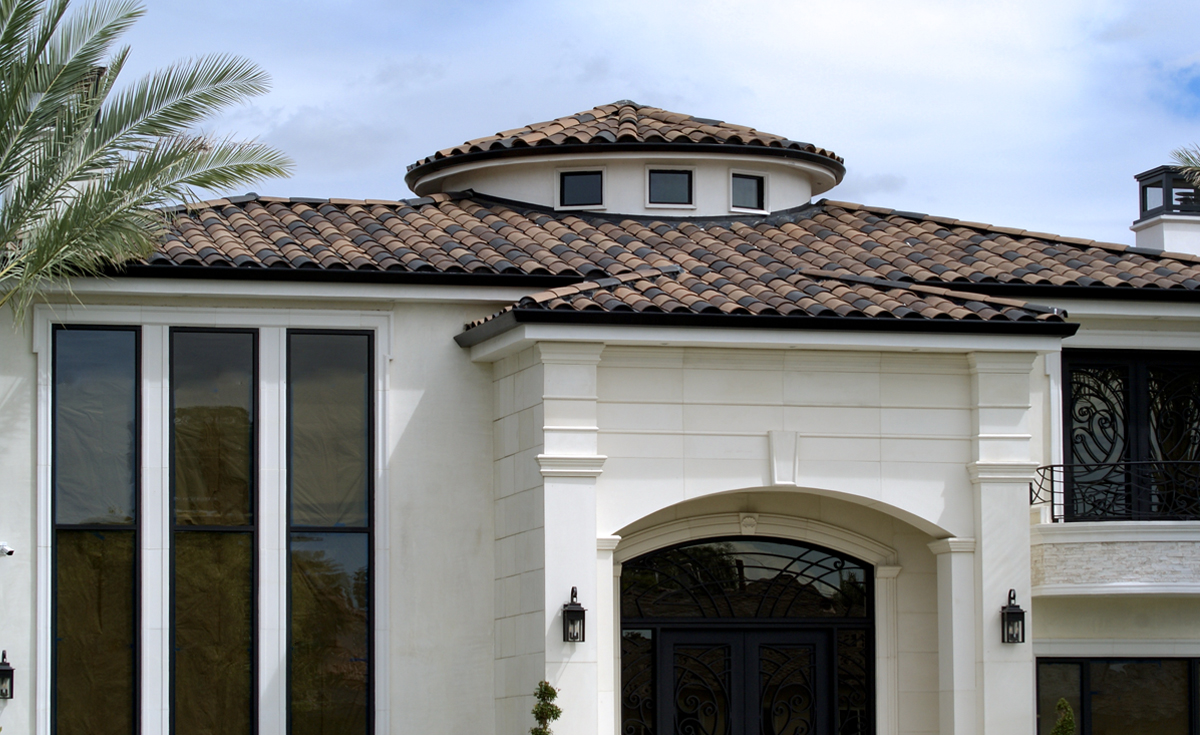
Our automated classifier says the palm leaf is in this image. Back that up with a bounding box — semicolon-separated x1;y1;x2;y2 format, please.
0;0;292;320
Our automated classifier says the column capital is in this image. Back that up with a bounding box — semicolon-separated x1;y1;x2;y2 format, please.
967;351;1038;374
928;537;976;555
537;453;607;477
967;461;1040;483
535;341;605;366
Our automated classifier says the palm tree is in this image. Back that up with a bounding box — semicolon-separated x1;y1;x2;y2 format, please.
1173;144;1200;188
0;0;292;320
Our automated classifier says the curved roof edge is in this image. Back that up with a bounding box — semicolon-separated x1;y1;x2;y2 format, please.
404;100;846;190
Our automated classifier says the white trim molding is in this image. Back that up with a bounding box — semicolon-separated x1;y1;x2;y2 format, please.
1033;582;1200;597
537;454;607;477
1034;638;1200;657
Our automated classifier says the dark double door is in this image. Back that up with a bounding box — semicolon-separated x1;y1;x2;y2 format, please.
658;628;829;735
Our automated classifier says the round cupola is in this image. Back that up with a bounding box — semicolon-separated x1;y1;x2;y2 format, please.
404;101;845;218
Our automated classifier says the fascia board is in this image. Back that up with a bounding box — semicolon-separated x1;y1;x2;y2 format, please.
466;322;1065;363
52;277;537;304
1045;298;1200;320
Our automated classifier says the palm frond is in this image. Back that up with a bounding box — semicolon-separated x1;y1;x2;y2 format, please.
0;0;292;322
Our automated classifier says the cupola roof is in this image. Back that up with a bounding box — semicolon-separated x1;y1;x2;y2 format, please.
403;100;845;190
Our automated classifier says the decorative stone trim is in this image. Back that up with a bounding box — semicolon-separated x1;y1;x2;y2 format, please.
536;454;607;477
1031;521;1200;545
1034;639;1200;656
928;537;976;555
1033;582;1200;597
967;461;1041;483
767;430;799;486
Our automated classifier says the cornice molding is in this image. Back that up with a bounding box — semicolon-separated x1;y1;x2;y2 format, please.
537;453;607;477
927;537;977;555
967;461;1040;483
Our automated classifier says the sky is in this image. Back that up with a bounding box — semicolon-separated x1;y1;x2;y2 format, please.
115;0;1200;245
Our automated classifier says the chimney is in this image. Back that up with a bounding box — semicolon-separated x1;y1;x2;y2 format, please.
1130;166;1200;255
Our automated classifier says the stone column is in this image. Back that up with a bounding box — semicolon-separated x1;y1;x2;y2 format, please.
596;536;621;735
537;342;607;735
875;565;903;735
928;538;977;735
968;353;1038;735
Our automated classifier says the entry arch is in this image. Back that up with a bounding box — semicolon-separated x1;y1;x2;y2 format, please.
604;512;903;735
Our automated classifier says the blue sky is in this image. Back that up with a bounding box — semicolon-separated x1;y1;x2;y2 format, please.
118;0;1200;245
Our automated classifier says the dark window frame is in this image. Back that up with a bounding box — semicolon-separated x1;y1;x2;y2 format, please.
51;324;142;735
647;168;694;206
731;173;765;211
559;169;604;208
285;328;375;735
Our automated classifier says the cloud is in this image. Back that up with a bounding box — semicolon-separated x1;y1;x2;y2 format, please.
107;0;1200;243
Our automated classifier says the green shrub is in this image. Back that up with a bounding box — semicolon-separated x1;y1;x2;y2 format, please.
530;680;562;735
1051;697;1076;735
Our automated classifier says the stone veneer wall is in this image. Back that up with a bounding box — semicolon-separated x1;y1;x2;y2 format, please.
1032;540;1200;587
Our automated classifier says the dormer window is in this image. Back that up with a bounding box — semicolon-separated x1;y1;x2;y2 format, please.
559;170;604;208
732;173;765;211
647;169;693;206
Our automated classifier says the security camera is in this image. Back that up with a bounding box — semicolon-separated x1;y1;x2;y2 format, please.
0;542;14;556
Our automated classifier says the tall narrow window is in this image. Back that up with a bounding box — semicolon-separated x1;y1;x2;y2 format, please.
172;330;257;735
53;326;139;735
288;331;373;734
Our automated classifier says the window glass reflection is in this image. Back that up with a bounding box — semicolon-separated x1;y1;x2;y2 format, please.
621;538;869;619
289;333;370;528
173;330;254;526
55;329;137;525
55;529;136;734
290;532;369;734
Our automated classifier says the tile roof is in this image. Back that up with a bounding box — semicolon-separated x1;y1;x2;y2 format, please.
404;101;843;188
140;190;1200;337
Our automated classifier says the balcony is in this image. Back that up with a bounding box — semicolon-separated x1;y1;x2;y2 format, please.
1031;461;1200;522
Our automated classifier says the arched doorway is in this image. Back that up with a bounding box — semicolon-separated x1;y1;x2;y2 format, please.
620;536;873;735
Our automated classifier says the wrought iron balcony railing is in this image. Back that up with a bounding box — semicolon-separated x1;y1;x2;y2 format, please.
1031;461;1200;522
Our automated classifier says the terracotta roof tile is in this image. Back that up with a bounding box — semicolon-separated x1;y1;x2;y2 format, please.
144;192;1200;333
406;101;842;178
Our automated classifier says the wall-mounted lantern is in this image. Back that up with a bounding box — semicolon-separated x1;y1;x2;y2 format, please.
1000;590;1026;644
562;587;586;643
0;650;13;699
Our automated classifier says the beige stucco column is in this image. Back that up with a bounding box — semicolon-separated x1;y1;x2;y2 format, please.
968;353;1038;734
929;538;977;735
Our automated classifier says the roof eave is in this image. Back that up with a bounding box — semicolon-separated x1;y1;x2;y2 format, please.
454;308;1079;348
404;142;846;192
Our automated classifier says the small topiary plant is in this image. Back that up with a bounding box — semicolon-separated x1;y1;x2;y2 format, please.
530;680;563;735
1050;697;1076;735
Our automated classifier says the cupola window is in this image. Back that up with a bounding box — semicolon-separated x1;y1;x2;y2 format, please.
648;169;693;205
559;170;604;208
732;173;765;211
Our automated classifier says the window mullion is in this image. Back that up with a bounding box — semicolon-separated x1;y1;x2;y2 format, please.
258;327;288;735
141;324;171;735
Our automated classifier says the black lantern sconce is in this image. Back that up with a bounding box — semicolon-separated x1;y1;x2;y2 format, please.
0;650;13;699
562;587;586;643
1000;589;1026;644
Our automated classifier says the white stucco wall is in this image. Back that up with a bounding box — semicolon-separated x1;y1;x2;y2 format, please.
418;152;826;217
0;290;508;735
0;309;35;735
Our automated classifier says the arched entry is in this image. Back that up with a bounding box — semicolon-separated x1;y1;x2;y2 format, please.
619;536;872;735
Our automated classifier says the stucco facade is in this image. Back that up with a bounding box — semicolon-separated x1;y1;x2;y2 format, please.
3;101;1200;735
